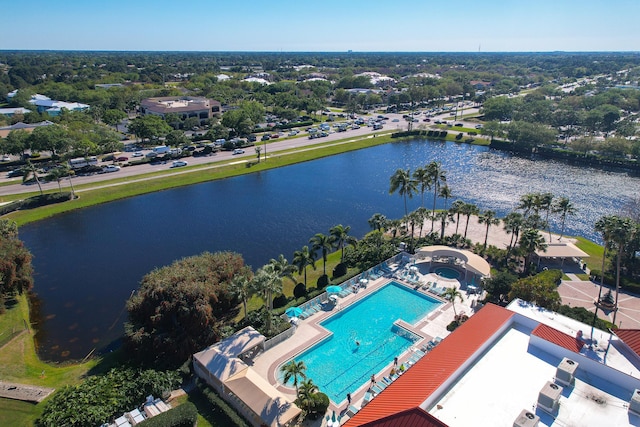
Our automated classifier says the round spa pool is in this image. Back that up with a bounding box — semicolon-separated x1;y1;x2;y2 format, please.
434;267;460;279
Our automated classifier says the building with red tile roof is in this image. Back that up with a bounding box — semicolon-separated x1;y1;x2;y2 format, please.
343;301;640;427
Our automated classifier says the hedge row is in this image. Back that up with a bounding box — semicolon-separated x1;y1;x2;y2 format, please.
0;192;73;216
196;380;250;427
137;402;197;427
589;270;640;294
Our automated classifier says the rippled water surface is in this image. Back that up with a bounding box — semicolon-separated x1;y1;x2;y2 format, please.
20;140;639;360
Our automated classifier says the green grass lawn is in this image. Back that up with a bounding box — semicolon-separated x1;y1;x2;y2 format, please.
574;236;605;272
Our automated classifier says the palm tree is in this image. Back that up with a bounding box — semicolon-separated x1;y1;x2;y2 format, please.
519;228;547;271
329;224;357;262
608;216;634;326
22;160;43;195
435;210;452;241
552;197;576;240
439;184;453;211
251;264;282;333
415;207;429;238
517;193;537;219
462;203;479;240
229;274;252;319
538;192;554;241
592;216;614;331
60;164;76;198
390;168;417;217
368;213;387;232
503;211;524;253
427;161;447;231
292;246;316;288
269;254;297;285
297;379;318;411
280;360;307;394
450;199;465;235
478;210;500;249
442;287;464;317
309;233;333;276
412;166;431;208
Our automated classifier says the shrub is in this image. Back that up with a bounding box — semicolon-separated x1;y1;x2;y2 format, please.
272;293;288;309
556;304;614;331
317;274;329;289
293;283;307;299
439;131;448;138
137;402;197;427
310;392;330;415
332;262;347;278
455;133;463;140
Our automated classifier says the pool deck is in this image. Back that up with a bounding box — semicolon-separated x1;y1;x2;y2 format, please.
249;260;482;420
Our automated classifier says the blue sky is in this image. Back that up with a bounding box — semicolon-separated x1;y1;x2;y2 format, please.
1;0;638;52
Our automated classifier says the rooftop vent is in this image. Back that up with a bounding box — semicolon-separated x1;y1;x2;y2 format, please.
629;389;640;414
513;409;540;427
556;358;578;387
538;381;563;414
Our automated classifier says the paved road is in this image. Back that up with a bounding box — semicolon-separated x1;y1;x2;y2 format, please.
0;108;482;197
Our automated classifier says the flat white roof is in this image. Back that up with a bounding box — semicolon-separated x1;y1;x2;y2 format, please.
428;324;640;427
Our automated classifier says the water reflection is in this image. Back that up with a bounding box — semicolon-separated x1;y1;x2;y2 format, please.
20;139;639;361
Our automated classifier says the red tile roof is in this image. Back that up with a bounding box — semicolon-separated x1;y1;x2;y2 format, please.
344;304;514;427
357;408;448;427
531;323;583;353
614;329;640;357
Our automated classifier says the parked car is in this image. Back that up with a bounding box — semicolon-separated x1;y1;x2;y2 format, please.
7;169;25;178
170;160;188;168
1;155;11;162
145;152;158;158
261;134;271;141
116;156;129;162
132;151;143;157
475;124;483;129
247;134;257;142
101;165;120;173
270;134;280;139
232;149;245;155
454;123;463;127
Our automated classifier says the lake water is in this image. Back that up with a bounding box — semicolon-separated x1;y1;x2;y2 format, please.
20;139;639;361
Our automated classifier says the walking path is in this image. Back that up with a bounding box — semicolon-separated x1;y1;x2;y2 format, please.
0;381;54;403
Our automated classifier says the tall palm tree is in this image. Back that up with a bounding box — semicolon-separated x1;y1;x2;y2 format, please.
390;168;417;217
309;233;333;276
450;199;465;235
592;216;614;331
552;197;576;240
462;203;479;240
229;274;252;319
269;254;297;285
517;193;537;219
538;192;554;241
329;224;357;262
251;264;282;333
435;210;452;241
368;213;387;232
46;166;65;193
297;379;318;411
439;184;453;211
519;228;547;272
292;246;316;288
503;211;524;254
60;164;76;198
280;360;307;394
412;166;431;208
608;216;633;326
415;207;429;238
22;160;43;195
479;210;500;249
427;161;447;231
442;287;464;317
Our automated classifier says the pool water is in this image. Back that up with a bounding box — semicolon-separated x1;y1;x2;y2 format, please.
434;267;460;279
280;282;441;402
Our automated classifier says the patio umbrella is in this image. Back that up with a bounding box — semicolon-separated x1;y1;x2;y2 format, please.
326;285;342;293
285;307;303;318
331;410;337;426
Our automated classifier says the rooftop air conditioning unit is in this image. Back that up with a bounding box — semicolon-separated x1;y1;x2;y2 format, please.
538;381;563;414
556;358;578;387
629;389;640;414
513;409;540;427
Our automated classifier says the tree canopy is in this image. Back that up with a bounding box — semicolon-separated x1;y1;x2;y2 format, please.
124;251;249;367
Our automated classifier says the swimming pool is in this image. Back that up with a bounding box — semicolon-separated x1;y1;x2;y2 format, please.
279;281;441;403
434;267;460;279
